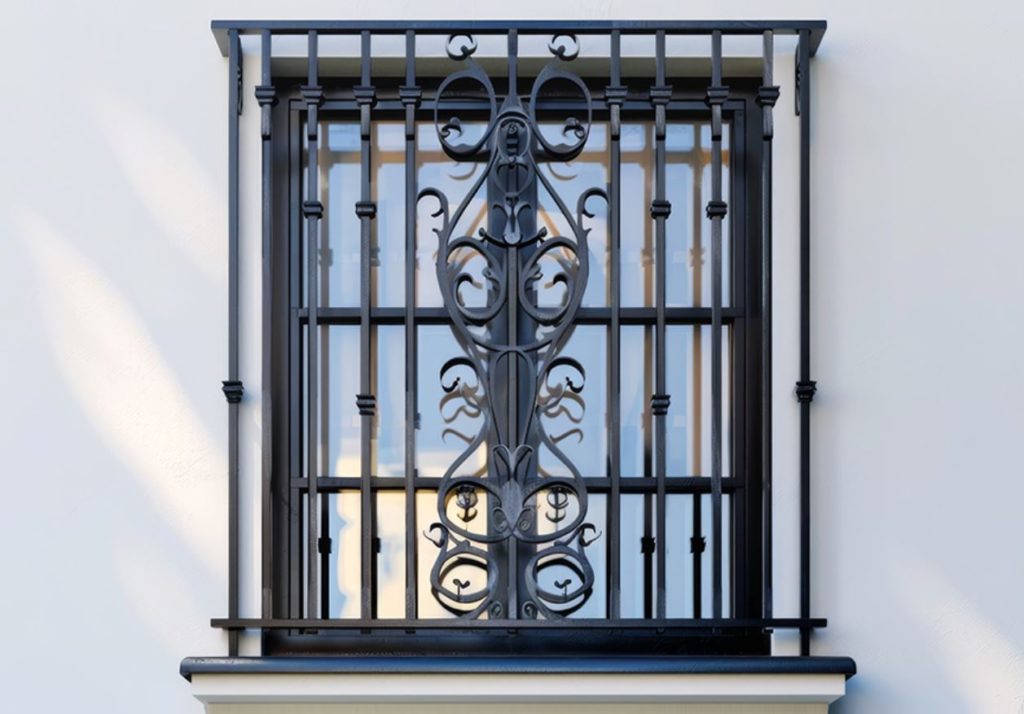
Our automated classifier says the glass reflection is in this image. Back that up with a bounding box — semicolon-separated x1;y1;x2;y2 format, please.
537;123;610;307
621;121;731;308
538;325;608;478
325;491;361;618
416;123;487;308
416;325;487;478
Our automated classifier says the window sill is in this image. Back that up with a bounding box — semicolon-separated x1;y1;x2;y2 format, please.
181;656;855;712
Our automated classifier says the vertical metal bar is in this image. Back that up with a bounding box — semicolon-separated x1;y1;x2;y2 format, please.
690;138;704;618
505;27;520;620
355;31;378;620
606;30;625;621
649;30;671;620
401;30;421;621
223;28;242;657
287;109;302;619
301;30;324;620
253;30;279;643
795;28;817;657
757;30;780;623
706;30;729;621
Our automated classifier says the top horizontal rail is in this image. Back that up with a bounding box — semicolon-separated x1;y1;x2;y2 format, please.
211;20;826;57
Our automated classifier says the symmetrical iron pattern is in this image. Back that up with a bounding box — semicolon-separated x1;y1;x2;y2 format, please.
419;32;602;619
208;19;829;658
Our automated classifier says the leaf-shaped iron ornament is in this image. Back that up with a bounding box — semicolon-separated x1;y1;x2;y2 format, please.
418;35;606;619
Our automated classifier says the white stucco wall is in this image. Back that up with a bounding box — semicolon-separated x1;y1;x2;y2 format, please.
2;1;1022;712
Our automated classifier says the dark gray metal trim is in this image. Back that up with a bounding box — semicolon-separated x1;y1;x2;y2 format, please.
225;28;242;658
181;654;856;680
796;29;814;657
210;20;827;57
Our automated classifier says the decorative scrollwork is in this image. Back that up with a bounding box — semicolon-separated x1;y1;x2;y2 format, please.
548;33;580;61
418;38;605;620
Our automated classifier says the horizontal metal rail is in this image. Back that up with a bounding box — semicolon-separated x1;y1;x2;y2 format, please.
211;617;826;631
212;20;826;56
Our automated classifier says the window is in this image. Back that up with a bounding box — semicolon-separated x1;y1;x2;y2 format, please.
211;20;830;659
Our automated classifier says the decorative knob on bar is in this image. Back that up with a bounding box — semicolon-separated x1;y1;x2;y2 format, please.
399;86;422;106
254;85;278;106
300;85;324;107
650;199;672;219
704;86;729;106
650;393;671;416
756;85;781;108
706;200;728;220
353;86;377;107
221;380;244;404
795;380;818;403
649;85;672;105
356;393;376;416
604;85;628;105
355;201;377;219
302;200;324;219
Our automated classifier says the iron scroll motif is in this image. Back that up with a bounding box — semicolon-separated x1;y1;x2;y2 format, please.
419;34;605;619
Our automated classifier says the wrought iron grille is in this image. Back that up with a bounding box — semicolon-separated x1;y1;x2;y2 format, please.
210;19;827;658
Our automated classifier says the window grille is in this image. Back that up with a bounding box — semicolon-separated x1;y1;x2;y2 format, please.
209;19;827;659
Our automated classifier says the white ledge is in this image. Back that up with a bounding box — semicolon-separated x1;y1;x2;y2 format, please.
189;671;848;706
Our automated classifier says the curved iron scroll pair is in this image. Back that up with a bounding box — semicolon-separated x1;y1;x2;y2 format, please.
418;34;605;619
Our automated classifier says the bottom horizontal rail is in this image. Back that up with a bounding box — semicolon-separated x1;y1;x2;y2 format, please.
211;617;826;631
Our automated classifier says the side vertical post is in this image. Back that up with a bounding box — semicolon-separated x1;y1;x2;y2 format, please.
795;29;817;656
222;28;243;658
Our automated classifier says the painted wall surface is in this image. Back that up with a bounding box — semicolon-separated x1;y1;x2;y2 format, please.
2;1;1022;712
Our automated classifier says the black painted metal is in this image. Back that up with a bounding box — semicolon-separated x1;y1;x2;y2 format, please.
213;616;826;631
181;654;857;680
650;30;670;621
256;29;280;640
209;18;830;660
707;30;728;621
402;29;420;621
417;30;602;620
357;30;377;621
225;28;242;658
209;20;827;57
796;29;815;657
606;30;623;621
301;29;324;620
757;31;779;622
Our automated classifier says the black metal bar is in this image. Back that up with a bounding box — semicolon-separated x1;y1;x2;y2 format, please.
224;28;242;658
690;128;705;620
302;30;324;620
757;30;779;623
356;30;377;620
297;475;745;490
297;306;744;324
212;616;827;631
401;29;420;621
650;30;670;621
706;30;729;621
287;108;303;620
796;29;816;657
255;29;280;646
210;20;828;57
606;29;624;621
183;654;856;679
